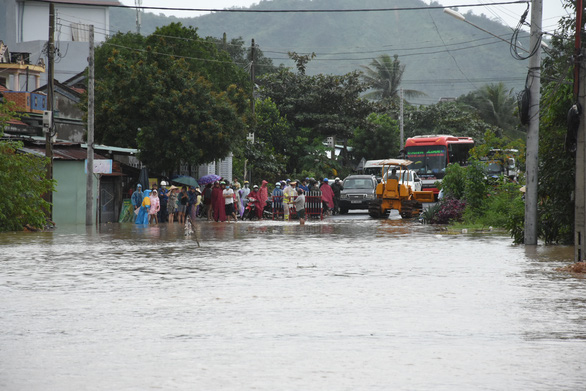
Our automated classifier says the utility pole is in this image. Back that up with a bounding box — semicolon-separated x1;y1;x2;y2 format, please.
399;87;404;151
250;38;255;116
244;39;256;182
575;0;585;261
86;25;95;226
46;2;55;219
135;0;142;34
524;0;542;245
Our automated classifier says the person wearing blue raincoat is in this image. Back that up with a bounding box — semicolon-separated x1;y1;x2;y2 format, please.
135;190;151;224
131;184;144;221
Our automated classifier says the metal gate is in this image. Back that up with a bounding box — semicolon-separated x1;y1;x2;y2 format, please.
100;181;116;223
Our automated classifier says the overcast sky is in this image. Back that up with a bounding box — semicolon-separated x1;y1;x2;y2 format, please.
121;0;569;33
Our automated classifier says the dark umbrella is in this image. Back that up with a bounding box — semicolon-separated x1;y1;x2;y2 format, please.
138;167;149;189
172;175;198;187
198;174;222;186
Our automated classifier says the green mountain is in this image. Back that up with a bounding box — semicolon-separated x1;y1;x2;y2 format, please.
110;0;531;105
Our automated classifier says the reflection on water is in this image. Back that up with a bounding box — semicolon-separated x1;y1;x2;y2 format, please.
1;217;585;391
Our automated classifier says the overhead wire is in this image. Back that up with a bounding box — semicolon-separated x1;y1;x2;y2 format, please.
57;19;524;65
427;10;477;89
49;1;555;103
32;0;531;13
510;3;542;60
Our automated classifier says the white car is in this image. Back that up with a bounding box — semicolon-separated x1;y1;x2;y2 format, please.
383;169;423;192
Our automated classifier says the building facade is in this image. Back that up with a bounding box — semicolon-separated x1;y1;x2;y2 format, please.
0;0;119;86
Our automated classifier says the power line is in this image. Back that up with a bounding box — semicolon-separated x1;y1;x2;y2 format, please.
32;0;530;13
58;20;522;65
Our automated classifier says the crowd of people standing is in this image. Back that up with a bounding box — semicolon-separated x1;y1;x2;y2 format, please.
130;176;344;225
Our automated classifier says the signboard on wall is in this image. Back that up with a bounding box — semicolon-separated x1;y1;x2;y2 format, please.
85;159;112;174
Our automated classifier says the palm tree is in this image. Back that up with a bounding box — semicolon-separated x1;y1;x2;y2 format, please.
360;54;425;103
475;82;517;131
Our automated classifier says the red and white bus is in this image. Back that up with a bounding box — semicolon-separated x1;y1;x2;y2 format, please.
404;135;475;195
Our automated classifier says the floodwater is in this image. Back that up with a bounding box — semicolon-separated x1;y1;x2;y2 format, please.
1;213;585;391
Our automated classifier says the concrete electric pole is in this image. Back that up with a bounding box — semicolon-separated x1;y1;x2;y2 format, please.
86;25;95;226
45;2;55;219
574;0;585;261
524;0;543;245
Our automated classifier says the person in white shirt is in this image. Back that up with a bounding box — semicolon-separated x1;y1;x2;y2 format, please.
294;189;306;225
223;182;238;221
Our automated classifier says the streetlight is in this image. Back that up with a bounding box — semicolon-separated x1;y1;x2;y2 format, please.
443;8;528;53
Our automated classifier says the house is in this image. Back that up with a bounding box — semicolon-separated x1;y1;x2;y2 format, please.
34;74;86;142
10;135;140;225
0;0;120;86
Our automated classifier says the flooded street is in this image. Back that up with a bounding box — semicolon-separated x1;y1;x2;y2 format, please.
1;213;585;390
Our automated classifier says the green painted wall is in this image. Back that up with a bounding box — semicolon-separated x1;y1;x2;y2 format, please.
52;161;97;225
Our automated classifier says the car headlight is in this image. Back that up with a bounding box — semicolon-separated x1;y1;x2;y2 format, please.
341;194;348;199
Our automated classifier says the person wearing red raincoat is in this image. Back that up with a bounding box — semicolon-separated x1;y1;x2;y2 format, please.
211;181;226;222
257;180;268;219
320;178;335;213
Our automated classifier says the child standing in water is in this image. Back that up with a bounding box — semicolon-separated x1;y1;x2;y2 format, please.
149;190;160;224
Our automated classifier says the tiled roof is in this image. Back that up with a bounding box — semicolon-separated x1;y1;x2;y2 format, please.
7;119;29;126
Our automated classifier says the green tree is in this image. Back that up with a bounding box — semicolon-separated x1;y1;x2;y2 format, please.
208;36;279;78
536;13;575;244
234;98;289;183
404;101;497;142
352;113;400;160
458;82;519;136
439;163;466;200
93;24;251;175
0;102;55;231
259;66;374;172
361;54;425;103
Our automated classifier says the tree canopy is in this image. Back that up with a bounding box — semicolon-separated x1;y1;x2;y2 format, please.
351;113;400;160
258;60;375;173
361;54;425;104
457;82;519;137
93;23;251;175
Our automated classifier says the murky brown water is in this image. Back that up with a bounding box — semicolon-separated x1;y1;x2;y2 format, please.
1;215;584;390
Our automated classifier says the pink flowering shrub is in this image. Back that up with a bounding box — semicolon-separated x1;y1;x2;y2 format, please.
429;198;467;224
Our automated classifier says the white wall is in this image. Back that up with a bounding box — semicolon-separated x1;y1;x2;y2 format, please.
19;2;110;43
1;0;114;87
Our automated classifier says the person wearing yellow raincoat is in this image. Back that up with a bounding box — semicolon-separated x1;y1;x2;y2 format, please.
135;190;151;224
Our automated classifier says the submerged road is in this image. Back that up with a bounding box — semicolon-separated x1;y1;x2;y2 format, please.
0;215;583;390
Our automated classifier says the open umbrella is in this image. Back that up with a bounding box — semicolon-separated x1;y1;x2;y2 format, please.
172;175;198;187
198;174;221;185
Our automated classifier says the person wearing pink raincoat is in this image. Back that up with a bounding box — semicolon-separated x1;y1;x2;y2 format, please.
149;190;160;224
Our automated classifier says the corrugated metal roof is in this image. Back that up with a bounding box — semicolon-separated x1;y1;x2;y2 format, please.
82;143;138;154
46;0;122;5
18;145;108;161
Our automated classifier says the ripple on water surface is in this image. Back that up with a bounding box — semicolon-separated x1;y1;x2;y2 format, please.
0;217;584;391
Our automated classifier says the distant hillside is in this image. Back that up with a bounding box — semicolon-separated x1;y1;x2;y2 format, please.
110;0;530;105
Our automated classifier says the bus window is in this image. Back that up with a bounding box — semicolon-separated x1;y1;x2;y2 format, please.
448;143;474;165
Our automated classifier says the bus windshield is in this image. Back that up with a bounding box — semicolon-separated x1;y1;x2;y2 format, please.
405;146;447;176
